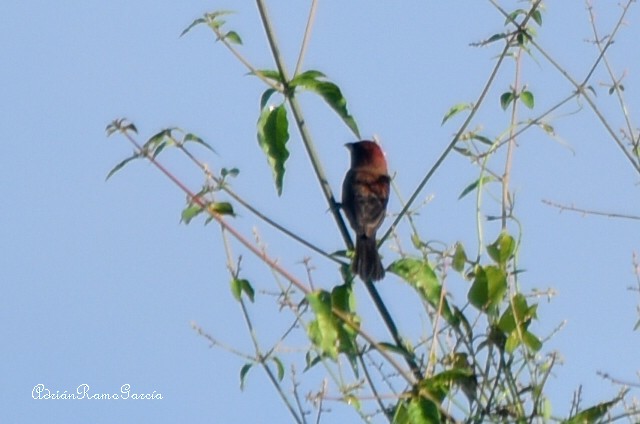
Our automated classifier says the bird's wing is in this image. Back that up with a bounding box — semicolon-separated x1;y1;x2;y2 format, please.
348;171;390;238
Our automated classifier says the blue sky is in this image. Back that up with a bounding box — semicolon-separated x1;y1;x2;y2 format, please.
2;1;640;422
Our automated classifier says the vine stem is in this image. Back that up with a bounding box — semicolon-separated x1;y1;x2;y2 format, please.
502;47;521;230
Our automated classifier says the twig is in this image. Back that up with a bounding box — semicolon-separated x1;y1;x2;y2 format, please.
295;0;318;76
112;123;312;296
379;1;535;243
177;142;345;265
542;199;640;221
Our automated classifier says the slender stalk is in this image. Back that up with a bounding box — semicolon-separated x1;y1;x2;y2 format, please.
587;1;639;163
295;0;319;76
502;48;521;230
222;226;304;423
542;199;640;220
240;299;305;424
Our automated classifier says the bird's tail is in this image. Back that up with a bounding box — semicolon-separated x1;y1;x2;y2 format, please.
353;235;385;281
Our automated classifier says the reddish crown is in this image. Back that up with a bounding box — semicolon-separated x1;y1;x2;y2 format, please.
346;140;388;172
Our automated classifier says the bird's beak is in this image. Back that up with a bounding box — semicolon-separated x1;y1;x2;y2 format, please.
344;142;354;150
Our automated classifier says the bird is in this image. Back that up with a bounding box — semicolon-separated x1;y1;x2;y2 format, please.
341;140;390;281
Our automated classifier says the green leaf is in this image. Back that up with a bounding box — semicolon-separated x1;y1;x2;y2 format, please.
522;330;542;351
505;9;527;26
331;283;355;314
260;88;278;110
453;146;472;157
221;167;239;178
389;258;458;326
181;10;236;37
378;342;411;356
306;290;339;359
500;91;515;110
184;133;215;152
304;351;322;371
520;90;535;109
516;30;528;46
257;104;290;196
392;396;440;424
290;70;360;137
537;122;555;136
152;141;168;158
331;284;359;362
106;118;137;136
441;103;472;126
531;9;543;26
486;33;507;44
208;202;235;216
289;70;326;84
468;265;507;312
224;30;242;45
565;398;620;424
239;363;253;390
145;129;173;157
420;368;475;403
498;294;540;353
105;153;140;180
271;357;285;382
498;294;529;333
252;69;284;84
505;331;520;353
343;394;361;411
452;243;467;273
230;278;255;302
487;231;516;267
180;17;206;37
181;204;204;224
471;134;494;146
406;396;440;424
306;287;359;362
458;175;495;200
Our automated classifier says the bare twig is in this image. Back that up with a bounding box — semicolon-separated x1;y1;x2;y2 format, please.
542;199;640;221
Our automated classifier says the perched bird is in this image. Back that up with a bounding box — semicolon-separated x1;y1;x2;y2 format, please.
341;141;390;281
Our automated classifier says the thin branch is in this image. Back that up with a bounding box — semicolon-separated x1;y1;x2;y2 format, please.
495;0;640;174
358;354;393;422
239;297;305;424
177;142;345;265
502;47;522;230
379;2;534;243
114;124;312;296
190;321;254;360
205;16;281;91
542;199;640;221
295;0;318;77
587;3;637;155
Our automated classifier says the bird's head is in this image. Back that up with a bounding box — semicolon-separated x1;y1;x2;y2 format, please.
345;140;388;172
